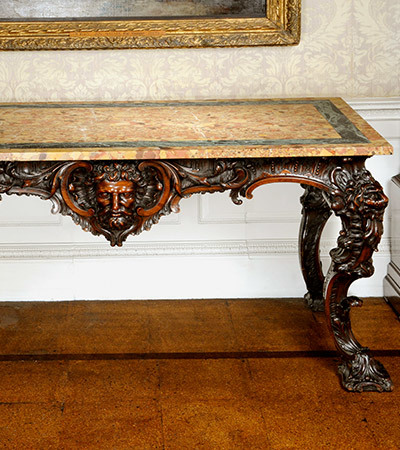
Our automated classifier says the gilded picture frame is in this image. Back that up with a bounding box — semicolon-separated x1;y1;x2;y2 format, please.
0;0;300;51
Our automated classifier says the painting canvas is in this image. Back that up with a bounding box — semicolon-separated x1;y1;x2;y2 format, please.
0;0;266;19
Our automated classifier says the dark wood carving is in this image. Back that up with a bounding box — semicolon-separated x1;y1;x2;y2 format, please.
299;185;332;311
329;296;392;392
324;159;393;391
0;156;393;392
0;158;333;246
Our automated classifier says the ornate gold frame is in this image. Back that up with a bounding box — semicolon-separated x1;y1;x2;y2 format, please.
0;0;300;50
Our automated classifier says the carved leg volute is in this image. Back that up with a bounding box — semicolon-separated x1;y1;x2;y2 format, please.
325;160;393;392
299;185;332;311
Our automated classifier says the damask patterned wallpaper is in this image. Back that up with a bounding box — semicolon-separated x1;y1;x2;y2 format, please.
0;0;398;102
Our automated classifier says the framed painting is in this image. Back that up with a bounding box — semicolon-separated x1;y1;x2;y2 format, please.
0;0;300;50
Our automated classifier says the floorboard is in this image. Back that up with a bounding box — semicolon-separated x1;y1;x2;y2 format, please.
0;298;398;448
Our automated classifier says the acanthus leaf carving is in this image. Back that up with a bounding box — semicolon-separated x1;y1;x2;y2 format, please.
322;158;393;392
0;158;347;246
0;157;387;256
55;161;172;246
327;161;388;277
330;296;393;392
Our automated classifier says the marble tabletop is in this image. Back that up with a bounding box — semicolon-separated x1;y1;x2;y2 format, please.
0;98;392;161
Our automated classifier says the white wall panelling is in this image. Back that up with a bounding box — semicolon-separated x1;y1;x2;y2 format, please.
0;100;397;301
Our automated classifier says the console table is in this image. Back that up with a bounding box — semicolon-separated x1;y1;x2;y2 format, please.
0;98;393;392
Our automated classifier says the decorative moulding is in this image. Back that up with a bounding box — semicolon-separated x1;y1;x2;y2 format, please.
347;98;400;121
0;238;389;261
0;216;62;227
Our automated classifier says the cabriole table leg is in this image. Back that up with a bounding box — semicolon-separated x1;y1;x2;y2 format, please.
324;159;393;392
299;185;332;311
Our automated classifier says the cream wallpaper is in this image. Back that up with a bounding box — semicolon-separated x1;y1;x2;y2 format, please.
0;0;398;102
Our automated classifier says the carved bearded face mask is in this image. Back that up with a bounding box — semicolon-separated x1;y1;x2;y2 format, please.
96;179;135;230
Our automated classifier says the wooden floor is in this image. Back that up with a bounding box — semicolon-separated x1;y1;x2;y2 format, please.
0;298;399;449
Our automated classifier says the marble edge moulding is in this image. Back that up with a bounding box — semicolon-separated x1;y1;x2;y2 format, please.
0;0;301;50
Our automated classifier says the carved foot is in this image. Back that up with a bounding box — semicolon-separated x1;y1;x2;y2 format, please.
304;292;324;312
329;295;394;391
339;352;394;392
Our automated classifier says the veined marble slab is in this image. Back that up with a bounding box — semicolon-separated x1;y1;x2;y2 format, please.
0;98;392;161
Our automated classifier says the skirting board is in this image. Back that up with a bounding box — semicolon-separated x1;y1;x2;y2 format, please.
384;262;400;319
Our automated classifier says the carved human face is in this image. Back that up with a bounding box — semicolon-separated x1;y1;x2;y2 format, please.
96;180;135;230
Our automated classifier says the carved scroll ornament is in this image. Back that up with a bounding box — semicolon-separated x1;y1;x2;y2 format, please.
329;296;393;392
0;159;253;246
0;157;386;256
328;162;388;278
322;160;392;392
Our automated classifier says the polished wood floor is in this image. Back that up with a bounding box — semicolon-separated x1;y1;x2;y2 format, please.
0;298;399;448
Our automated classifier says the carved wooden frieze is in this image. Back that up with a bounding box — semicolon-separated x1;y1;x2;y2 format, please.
0;157;387;253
